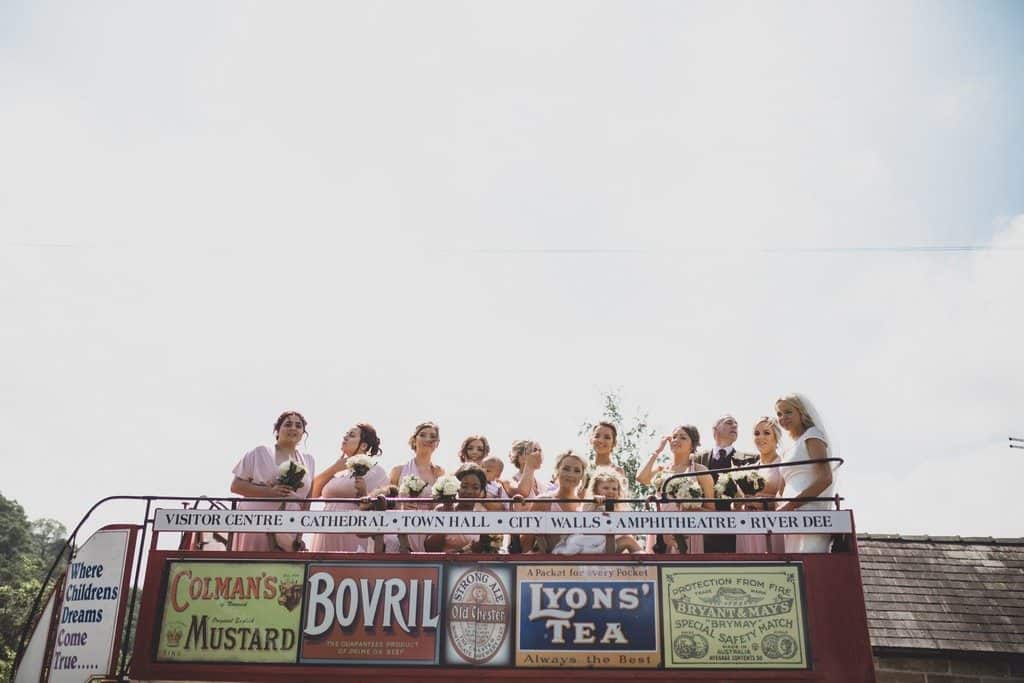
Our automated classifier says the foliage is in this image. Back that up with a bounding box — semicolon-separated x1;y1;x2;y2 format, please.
578;389;657;510
0;492;68;680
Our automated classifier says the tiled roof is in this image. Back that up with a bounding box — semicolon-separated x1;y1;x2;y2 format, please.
857;534;1024;655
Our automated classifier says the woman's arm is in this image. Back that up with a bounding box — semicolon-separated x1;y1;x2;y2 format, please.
697;471;716;512
230;477;291;498
389;465;403;487
777;439;833;511
514;462;539;498
636;437;670;486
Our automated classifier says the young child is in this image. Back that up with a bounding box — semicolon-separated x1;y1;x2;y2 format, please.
481;455;510;496
568;467;643;554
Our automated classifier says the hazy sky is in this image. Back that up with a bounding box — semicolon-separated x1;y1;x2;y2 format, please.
2;1;1022;540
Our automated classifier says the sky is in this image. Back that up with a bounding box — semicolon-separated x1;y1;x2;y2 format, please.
1;1;1022;541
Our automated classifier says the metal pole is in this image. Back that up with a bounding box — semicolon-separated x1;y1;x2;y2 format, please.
117;498;151;681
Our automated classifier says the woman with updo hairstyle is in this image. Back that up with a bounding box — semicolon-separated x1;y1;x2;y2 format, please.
389;421;445;552
735;417;786;553
230;411;316;552
309;423;385;553
520;450;588;554
509;439;547;498
458;435;490;464
775;393;837;553
636;424;714;554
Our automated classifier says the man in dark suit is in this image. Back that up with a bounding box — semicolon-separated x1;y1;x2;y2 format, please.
693;414;757;553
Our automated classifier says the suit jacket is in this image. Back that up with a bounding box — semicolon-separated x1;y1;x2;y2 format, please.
692;447;758;475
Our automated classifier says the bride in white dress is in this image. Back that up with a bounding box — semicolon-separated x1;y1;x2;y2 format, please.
775;394;838;553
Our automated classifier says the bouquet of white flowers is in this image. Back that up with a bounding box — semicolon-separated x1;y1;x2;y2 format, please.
432;475;461;501
734;469;767;496
714;472;739;498
346;454;375;477
269;459;308;552
276;460;307;491
651;470;668;494
398;474;427;497
664;477;704;511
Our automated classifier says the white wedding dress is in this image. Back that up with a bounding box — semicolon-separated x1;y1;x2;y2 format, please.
781;426;836;553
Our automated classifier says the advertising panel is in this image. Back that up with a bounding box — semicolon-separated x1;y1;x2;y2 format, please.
49;527;136;683
443;564;513;666
661;564;809;669
300;562;442;665
156;561;305;664
516;564;660;668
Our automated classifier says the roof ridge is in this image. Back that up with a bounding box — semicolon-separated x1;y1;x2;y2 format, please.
858;534;1024;545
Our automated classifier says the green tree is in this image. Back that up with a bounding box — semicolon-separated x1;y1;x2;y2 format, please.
578;389;657;510
0;493;68;681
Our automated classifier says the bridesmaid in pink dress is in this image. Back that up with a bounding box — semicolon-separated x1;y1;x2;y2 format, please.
735;417;787;554
309;423;385;552
388;421;444;552
425;463;490;552
636;425;715;554
229;411;316;552
520;450;588;554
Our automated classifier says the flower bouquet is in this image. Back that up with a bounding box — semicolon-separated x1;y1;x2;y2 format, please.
651;470;668;495
346;454;375;477
398;474;427;497
277;459;307;491
432;475;461;503
269;459;307;552
734;470;767;496
664;477;704;511
713;472;739;498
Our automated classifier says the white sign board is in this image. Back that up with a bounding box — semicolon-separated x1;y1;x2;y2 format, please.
49;527;134;683
154;508;851;536
13;589;56;683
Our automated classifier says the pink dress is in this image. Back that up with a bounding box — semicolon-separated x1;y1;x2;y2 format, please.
399;458;438;552
736;460;786;554
231;446;315;552
444;503;488;552
310;464;388;552
648;464;705;554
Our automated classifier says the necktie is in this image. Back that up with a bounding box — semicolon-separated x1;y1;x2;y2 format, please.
718;449;727;459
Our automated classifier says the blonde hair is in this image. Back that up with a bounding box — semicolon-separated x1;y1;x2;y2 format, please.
408;421;440;450
753;416;782;444
509;440;534;470
775;395;815;429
